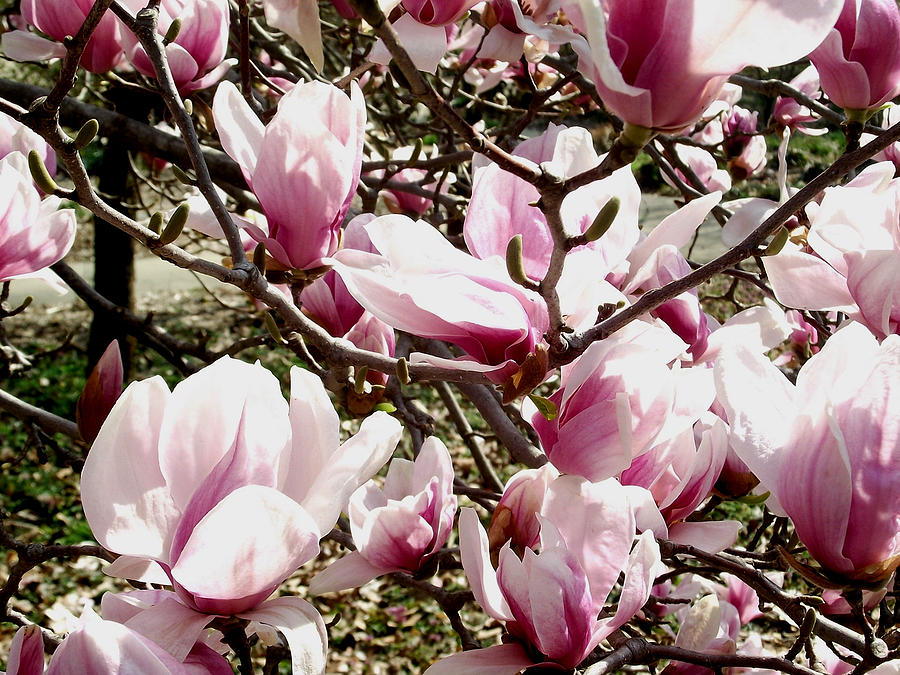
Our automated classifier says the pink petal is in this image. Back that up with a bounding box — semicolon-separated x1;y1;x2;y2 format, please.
0;30;67;61
171;486;320;612
118;596;216;662
282;367;340;503
308;551;392;594
158;357;290;512
542;476;636;612
667;520;742;553
261;0;323;71
238;596;328;675
212;81;264;183
81;377;179;560
459;508;513;621
7;625;44;675
423;643;535;675
713;344;796;496
845;250;900;338
595;530;664;640
296;410;402;536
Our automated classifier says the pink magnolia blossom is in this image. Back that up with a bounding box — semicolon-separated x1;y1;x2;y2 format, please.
299;217;395;367
310;437;457;593
809;0;900;115
0;152;76;283
261;0;324;71
369;0;481;72
572;0;843;132
613;192;723;358
721;106;767;181
2;0;127;73
660;143;732;194
864;103;900;172
773;65;828;136
122;0;232;93
426;477;664;673
465;123;641;281
663;594;741;675
330;214;551;392
715;322;900;583
0;111;55;177
487;463;559;554
763;161;900;338
620;414;728;530
76;340;124;444
80;357;402;668
213;79;365;271
3;609;232;675
529;321;714;483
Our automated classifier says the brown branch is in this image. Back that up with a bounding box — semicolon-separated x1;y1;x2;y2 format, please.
0;388;81;440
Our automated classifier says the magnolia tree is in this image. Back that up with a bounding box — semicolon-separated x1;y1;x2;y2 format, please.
0;0;899;672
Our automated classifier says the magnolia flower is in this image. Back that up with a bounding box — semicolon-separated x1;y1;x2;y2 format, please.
213;79;365;271
773;65;828;136
660;143;732;194
809;0;900;116
426;477;664;673
530;321;714;482
310;437;456;593
122;0;232;93
370;0;482;71
572;0;843;132
465;123;641;281
0;152;76;283
0;111;55;176
763;161;900;338
715;322;900;582
3;609;232;675
620;414;730;540
2;0;127;72
80;357;402;670
487;463;559;555
260;0;322;71
330;213;551;394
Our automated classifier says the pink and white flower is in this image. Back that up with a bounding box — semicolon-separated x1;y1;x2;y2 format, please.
310;437;457;593
80;357;402;670
213;79;365;271
0;152;76;283
715;322;900;582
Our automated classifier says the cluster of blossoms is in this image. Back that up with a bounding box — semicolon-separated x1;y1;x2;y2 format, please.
1;0;900;673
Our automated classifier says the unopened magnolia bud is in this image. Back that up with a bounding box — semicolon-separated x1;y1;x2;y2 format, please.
183;98;193;116
396;357;410;385
505;234;528;285
354;366;369;394
77;340;124;444
28;150;58;194
253;242;267;274
408;137;423;165
764;227;790;256
148;211;164;235
263;313;284;343
158;203;189;245
163;18;182;45
71;118;99;150
171;165;194;185
584;197;620;242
